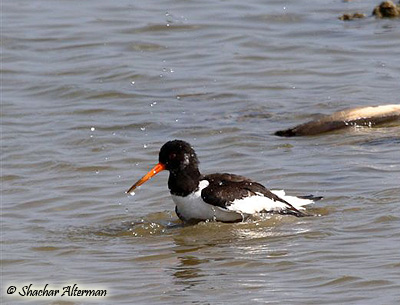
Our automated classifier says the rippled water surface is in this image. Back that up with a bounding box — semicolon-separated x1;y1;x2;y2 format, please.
2;0;400;304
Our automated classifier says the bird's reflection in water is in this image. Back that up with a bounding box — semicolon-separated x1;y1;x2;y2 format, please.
125;211;317;294
172;255;209;288
167;216;300;290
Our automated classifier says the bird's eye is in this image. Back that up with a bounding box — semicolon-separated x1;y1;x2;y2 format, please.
169;153;177;160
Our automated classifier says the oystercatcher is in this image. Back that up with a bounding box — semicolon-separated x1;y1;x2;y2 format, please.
126;140;321;223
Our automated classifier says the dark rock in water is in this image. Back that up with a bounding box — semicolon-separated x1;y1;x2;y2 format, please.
372;1;400;18
275;105;400;137
339;13;366;21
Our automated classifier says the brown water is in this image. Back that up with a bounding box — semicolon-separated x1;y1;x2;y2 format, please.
2;0;400;304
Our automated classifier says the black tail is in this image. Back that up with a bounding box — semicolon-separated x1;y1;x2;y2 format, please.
279;208;310;217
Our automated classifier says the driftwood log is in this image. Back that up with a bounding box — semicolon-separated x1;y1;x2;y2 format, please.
275;104;400;137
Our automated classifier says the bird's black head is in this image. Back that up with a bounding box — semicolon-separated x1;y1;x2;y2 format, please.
126;139;200;195
159;140;199;172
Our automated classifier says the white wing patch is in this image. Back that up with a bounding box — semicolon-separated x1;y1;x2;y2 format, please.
227;193;287;214
227;190;315;214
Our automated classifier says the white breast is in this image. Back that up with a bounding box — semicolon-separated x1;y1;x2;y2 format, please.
171;180;244;222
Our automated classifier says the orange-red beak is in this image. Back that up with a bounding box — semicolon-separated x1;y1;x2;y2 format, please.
126;163;166;194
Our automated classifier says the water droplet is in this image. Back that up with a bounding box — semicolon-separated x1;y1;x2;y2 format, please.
143;144;148;148
90;127;95;131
